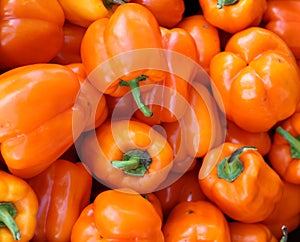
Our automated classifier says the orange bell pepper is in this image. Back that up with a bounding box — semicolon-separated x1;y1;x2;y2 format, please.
133;26;198;124
225;119;272;156
268;112;300;184
27;159;92;242
0;170;38;242
229;222;282;242
78;119;174;194
154;162;207;218
0;63;88;178
81;3;166;117
70;189;164;241
262;0;300;60
210;27;300;133
262;181;300;239
198;0;267;34
199;142;284;223
177;14;221;72
162;200;231;241
0;0;65;70
51;22;87;65
129;0;185;28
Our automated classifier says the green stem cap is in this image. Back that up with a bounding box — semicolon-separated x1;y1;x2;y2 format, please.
119;75;153;118
276;126;300;158
217;0;239;9
103;0;128;9
111;149;152;176
218;146;257;182
280;225;288;242
0;202;21;241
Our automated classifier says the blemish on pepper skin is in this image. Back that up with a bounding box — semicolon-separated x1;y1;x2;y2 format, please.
186;209;195;214
202;25;209;29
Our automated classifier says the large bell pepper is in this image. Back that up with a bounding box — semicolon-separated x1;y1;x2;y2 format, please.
198;0;267;34
0;63;87;178
210;27;300;133
78;119;174;194
0;0;65;70
0;170;38;242
268;112;300;184
199;142;284;223
262;0;300;60
81;3;166;118
70;189;164;241
162;200;231;241
27;159;92;242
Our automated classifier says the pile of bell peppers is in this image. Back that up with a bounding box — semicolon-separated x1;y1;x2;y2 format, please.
0;0;300;241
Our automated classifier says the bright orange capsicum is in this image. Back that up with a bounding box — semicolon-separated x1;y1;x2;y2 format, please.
268;111;300;184
199;142;284;223
78;119;174;194
0;170;38;242
0;0;65;70
198;0;267;34
262;0;300;60
210;27;300;133
70;189;164;242
0;63;88;178
81;3;166;118
27;159;92;242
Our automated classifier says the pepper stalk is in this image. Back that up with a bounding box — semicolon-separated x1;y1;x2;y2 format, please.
0;202;21;241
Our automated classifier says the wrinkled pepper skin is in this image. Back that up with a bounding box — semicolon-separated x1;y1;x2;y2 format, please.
0;170;38;242
198;0;267;34
199;142;284;223
0;64;87;178
268;113;300;184
210;27;300;133
0;0;65;70
229;222;278;242
78;119;174;194
263;0;300;60
70;189;164;242
27;159;92;242
163;200;231;241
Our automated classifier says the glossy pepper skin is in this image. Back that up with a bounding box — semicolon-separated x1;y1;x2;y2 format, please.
0;64;87;178
177;14;221;73
199;142;284;223
210;27;300;133
229;222;278;242
130;0;185;28
263;0;300;60
81;3;165;117
198;0;267;34
268;113;300;184
0;170;38;242
0;0;65;70
78;119;174;194
70;189;164;242
27;159;92;242
163;200;231;241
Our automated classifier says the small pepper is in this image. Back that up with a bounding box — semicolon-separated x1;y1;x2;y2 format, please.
0;170;38;242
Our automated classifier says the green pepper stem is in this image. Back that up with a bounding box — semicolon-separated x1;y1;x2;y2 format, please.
103;0;127;9
280;225;288;242
119;75;153;117
218;146;256;182
0;203;21;241
111;149;152;176
276;126;300;154
217;0;239;9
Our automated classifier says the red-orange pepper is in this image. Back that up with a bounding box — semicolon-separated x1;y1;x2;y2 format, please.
162;200;231;241
70;189;164;241
27;159;92;242
209;27;300;133
78;119;174;194
262;0;300;60
0;0;65;70
0;170;38;242
198;0;267;34
199;142;284;223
